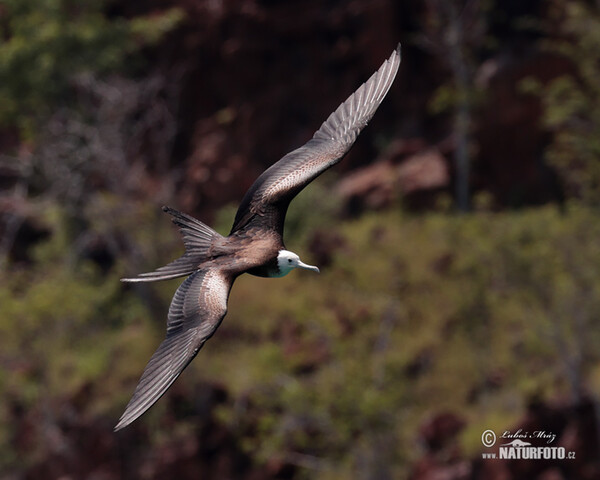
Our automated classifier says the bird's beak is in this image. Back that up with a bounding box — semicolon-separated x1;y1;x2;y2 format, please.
297;261;320;273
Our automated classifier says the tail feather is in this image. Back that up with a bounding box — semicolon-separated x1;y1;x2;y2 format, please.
122;206;222;283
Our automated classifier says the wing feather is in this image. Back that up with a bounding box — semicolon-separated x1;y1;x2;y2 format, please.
231;44;401;233
114;269;233;431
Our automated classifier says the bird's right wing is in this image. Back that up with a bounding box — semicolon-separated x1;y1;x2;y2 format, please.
230;44;401;234
114;268;234;431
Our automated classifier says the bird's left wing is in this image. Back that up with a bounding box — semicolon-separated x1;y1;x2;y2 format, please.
230;44;401;234
114;268;234;431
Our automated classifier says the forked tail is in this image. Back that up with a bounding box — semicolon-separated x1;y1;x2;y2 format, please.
122;206;223;282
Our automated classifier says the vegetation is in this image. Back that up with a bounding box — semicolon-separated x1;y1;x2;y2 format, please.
521;0;600;206
2;0;600;478
0;0;183;135
213;202;600;477
2;197;600;477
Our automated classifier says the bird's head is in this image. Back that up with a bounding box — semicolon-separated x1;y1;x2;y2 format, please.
276;250;320;277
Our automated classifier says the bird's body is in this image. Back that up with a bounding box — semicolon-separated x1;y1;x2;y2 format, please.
115;45;401;431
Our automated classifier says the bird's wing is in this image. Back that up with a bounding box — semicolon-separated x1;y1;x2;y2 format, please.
114;268;234;431
230;44;401;234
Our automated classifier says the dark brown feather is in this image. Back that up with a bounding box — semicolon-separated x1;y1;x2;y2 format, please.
230;44;401;234
114;268;234;431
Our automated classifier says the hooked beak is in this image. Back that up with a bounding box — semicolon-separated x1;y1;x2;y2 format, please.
297;261;320;273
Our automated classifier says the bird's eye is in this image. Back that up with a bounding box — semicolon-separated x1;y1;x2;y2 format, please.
288;259;292;263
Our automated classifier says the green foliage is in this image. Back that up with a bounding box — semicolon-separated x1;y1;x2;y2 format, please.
0;0;183;135
520;1;600;205
0;256;131;468
205;203;600;476
0;200;177;469
3;201;600;476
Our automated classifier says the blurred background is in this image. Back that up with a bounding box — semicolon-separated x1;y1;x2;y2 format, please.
1;0;600;478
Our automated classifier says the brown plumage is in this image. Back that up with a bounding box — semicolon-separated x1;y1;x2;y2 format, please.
114;44;401;431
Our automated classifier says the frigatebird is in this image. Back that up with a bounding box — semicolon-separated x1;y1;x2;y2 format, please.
115;45;401;431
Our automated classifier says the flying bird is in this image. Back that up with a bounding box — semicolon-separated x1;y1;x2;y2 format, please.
115;44;401;431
